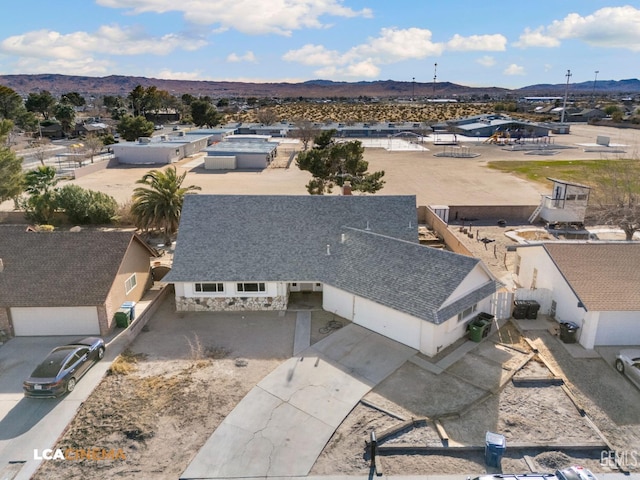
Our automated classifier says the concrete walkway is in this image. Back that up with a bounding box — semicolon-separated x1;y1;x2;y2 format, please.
180;323;416;479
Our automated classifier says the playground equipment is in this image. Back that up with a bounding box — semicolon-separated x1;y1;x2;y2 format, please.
484;130;511;144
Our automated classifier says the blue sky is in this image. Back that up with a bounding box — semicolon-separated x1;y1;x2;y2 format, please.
1;1;639;89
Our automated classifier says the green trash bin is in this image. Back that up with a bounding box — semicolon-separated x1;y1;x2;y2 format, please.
114;308;131;328
467;314;494;342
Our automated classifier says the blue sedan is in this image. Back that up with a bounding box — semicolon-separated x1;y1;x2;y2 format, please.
23;337;106;398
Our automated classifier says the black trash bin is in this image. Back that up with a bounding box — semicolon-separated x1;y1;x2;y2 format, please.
512;300;529;319
559;321;579;344
526;300;540;320
484;431;506;468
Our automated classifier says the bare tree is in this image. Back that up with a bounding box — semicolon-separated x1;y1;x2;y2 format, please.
587;159;640;240
31;137;51;166
256;107;279;126
83;133;104;163
290;118;321;151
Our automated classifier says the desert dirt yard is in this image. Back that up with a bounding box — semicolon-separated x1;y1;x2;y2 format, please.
33;295;640;479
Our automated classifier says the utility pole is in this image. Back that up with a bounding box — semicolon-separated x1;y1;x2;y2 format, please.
560;69;572;123
591;70;599;105
412;77;415;101
432;63;438;100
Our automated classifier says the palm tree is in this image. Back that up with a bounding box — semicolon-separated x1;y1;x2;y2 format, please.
131;166;201;245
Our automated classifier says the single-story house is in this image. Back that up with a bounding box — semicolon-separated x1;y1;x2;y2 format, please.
111;131;212;165
165;195;500;357
202;139;278;170
0;227;157;337
75;122;111;137
514;242;640;349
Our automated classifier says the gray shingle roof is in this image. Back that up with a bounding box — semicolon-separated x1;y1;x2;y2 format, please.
332;228;497;324
544;243;640;311
0;227;147;307
167;195;498;324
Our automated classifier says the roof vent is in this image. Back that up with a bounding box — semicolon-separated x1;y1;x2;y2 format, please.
341;233;346;243
365;221;371;231
326;244;331;255
0;258;3;272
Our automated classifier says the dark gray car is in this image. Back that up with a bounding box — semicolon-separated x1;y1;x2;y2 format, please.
23;337;105;398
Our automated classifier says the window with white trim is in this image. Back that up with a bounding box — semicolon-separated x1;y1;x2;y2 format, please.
125;273;137;294
237;282;266;293
195;283;224;293
457;303;478;323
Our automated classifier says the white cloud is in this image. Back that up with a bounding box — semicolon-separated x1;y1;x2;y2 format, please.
0;25;206;60
515;6;640;51
476;56;496;67
227;51;257;63
154;69;203;80
514;27;560;48
11;56;114;76
504;64;525;76
284;27;507;78
96;0;373;36
282;44;342;67
284;27;443;78
446;34;506;51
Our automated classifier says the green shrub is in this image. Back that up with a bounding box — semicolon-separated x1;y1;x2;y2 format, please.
57;184;118;224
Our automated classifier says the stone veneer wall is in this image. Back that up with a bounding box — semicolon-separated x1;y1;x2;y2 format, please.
176;295;288;312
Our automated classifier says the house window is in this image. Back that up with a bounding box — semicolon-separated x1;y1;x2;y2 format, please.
237;282;266;293
195;283;224;293
291;283;298;287
457;304;478;322
531;268;538;290
566;194;576;201
125;274;137;294
577;194;587;201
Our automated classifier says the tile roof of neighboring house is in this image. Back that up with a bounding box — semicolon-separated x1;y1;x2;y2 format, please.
0;227;152;308
166;195;498;324
544;243;640;311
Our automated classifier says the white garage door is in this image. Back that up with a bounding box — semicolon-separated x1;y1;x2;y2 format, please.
595;312;640;346
11;306;100;336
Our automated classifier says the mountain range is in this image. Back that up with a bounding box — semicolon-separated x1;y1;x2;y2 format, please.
1;74;639;99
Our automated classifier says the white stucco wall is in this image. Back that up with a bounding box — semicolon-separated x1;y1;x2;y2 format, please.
352;296;422;350
323;284;354;320
113;144;184;164
177;281;282;298
443;264;493;308
595;311;640;346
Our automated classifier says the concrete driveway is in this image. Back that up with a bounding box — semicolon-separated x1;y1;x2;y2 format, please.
181;323;416;479
0;336;117;480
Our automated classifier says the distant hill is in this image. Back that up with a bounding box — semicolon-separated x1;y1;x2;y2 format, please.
0;74;638;99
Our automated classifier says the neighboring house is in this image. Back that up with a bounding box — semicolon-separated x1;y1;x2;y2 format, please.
0;227;157;337
514;242;640;349
202;138;279;170
165;195;500;357
111;131;213;165
75;122;110;137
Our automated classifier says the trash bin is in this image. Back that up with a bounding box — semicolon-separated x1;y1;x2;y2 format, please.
485;431;506;468
468;314;493;342
559;321;579;343
526;300;540;320
512;300;529;319
121;301;137;320
114;308;131;328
